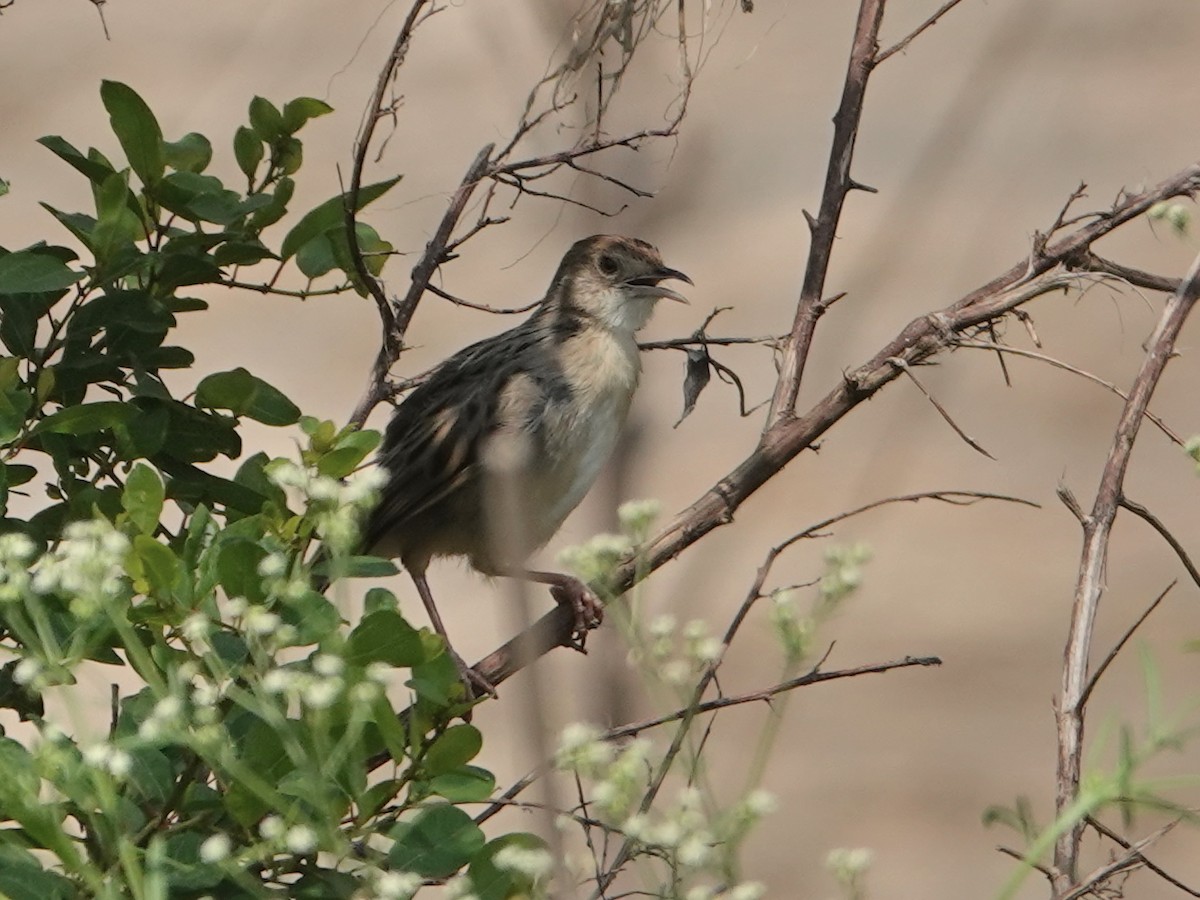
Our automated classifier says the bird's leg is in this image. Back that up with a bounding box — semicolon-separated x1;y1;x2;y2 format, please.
520;569;604;651
411;572;498;699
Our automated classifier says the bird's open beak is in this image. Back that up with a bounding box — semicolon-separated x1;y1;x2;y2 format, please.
625;266;693;304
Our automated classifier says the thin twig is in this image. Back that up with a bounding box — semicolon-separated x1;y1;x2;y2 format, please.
875;0;969;64
1052;247;1200;888
890;357;995;459
1056;820;1179;900
954;338;1184;446
1078;582;1175;709
1119;498;1200;591
1086;815;1200;897
606;655;942;739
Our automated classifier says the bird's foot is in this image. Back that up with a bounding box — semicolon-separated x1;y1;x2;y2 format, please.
449;648;498;700
550;577;604;652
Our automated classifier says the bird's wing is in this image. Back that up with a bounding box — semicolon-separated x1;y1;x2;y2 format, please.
360;323;549;551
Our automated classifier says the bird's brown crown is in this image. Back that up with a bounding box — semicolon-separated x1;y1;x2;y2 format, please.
544;234;691;333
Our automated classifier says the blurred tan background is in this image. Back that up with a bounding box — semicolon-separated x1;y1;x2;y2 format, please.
3;1;1200;897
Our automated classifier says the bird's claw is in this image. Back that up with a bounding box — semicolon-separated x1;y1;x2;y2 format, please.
550;578;604;652
450;648;498;700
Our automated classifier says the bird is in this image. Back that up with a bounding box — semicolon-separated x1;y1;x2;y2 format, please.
359;234;691;696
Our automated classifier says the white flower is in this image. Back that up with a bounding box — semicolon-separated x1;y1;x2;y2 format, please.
648;614;676;638
181;613;211;644
744;789;778;817
555;722;614;774
617;498;660;536
728;883;766;900
267;460;307;491
677;833;712;867
199;833;231;863
285;824;317;854
13;657;41;686
302;677;342;710
262;668;298;695
83;743;132;779
365;662;392;684
259;815;285;841
313;653;344;677
191;680;221;707
375;870;423;899
493;844;553;879
243;606;281;635
30;518;129;611
257;553;287;579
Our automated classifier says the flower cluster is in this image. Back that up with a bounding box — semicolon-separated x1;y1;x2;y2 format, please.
268;460;387;553
31;518;130;617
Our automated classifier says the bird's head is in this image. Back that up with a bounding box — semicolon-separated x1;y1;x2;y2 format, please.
548;234;692;333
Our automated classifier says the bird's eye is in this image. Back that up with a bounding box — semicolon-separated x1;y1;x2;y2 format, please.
597;253;620;276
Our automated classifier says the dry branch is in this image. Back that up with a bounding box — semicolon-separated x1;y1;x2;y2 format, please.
1052;247;1200;888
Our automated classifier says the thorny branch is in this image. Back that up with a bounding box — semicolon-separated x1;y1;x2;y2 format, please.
1051;246;1200;889
765;0;886;429
466;161;1200;696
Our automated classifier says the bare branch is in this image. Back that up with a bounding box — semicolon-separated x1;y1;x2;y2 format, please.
766;0;886;428
1119;497;1200;591
1052;246;1200;888
1056;820;1179;900
890;357;996;459
607;654;942;739
954;338;1185;446
1078;581;1175;709
875;0;969;64
347;143;494;429
1086;815;1200;897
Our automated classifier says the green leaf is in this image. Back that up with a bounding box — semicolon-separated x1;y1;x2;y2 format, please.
122;462;164;534
5;463;36;486
291;871;359;899
388;805;485;878
164;132;213;173
100;80;165;186
0;845;75;900
424;724;483;776
356;778;403;820
428;765;496;803
275;136;303;176
233;126;263;180
38;134;117;186
161;831;224;891
294;230;337;279
316;429;380;478
195;368;300;426
35;401;132;435
282;97;334;134
130;534;181;597
0;178;9;198
468;833;551;900
363;587;398;616
0;249;81;293
278;590;341;645
280;176;401;261
40;203;98;249
248;175;294;229
225;713;295;825
345;610;427;668
248;96;284;142
126;747;176;805
328;555;398;579
216;537;267;604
